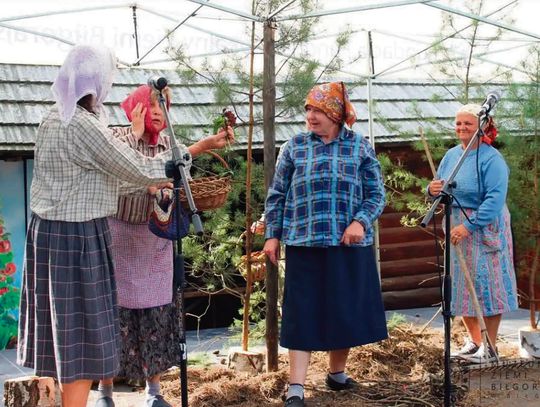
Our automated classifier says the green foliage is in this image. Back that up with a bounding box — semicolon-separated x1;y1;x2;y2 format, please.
181;151;267;301
386;312;407;332
497;46;540;295
427;0;515;85
378;152;432;227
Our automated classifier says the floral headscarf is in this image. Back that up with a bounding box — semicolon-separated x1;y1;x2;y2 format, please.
457;103;498;145
305;82;357;128
120;85;171;145
51;45;116;124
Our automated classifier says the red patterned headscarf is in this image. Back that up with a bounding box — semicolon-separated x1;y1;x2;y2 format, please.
305;82;357;128
457;103;498;145
120;85;171;145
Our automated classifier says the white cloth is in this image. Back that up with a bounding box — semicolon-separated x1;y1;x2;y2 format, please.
51;45;116;124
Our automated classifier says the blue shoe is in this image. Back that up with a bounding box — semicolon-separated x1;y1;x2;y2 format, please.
95;396;115;407
146;395;172;407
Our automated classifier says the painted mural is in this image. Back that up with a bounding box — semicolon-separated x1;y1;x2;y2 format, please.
0;160;30;350
0;213;19;349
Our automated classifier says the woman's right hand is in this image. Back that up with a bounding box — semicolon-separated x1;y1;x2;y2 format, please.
263;238;280;265
130;102;147;139
428;179;445;196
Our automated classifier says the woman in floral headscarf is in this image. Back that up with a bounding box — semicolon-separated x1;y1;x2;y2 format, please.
264;82;387;407
17;45;180;407
428;104;517;364
95;84;233;407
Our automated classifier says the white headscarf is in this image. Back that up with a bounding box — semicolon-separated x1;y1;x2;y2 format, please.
51;45;117;124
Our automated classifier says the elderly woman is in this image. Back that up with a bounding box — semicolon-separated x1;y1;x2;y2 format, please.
95;85;233;407
264;82;388;407
428;104;518;364
17;45;176;407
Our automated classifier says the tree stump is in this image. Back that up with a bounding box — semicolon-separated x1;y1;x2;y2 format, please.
519;327;540;359
4;376;59;407
227;346;264;374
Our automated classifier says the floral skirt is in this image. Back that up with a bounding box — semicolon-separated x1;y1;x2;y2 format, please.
450;206;518;317
117;295;184;380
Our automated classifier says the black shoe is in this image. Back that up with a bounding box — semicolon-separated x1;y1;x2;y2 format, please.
325;374;358;391
284;396;305;406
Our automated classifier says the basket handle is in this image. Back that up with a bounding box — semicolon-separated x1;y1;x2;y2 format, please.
202;150;230;170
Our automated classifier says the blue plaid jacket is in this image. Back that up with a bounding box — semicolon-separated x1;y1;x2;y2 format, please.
265;128;385;247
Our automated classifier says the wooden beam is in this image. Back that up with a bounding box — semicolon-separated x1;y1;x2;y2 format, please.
263;18;279;373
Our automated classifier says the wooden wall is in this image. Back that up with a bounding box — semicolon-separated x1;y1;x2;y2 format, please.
377;143;444;310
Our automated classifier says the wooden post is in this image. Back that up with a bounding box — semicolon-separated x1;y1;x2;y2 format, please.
263;18;279;372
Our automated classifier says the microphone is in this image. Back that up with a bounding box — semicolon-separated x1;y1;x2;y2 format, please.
147;76;168;92
479;91;500;115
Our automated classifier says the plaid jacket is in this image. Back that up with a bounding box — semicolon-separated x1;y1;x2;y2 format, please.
30;106;172;222
265;128;385;247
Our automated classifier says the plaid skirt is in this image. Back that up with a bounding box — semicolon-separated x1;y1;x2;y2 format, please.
17;214;120;383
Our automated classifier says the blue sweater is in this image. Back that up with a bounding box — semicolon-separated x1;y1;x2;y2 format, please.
436;143;509;232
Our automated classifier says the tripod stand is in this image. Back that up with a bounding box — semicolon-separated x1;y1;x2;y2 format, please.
157;89;203;407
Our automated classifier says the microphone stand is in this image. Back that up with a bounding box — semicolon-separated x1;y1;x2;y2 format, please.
157;90;203;407
421;112;489;407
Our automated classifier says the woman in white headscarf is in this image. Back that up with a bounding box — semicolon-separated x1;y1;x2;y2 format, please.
17;45;175;407
428;103;518;364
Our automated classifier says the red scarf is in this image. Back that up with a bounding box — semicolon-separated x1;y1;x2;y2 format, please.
120;85;170;145
482;116;498;145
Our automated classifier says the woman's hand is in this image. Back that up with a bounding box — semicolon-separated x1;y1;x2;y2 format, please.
130;102;146;139
428;179;444;196
263;238;281;265
208;126;235;149
340;220;365;246
450;224;470;245
147;182;173;195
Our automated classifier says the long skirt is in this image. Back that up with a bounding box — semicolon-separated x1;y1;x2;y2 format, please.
280;245;388;351
116;296;183;380
450;206;518;317
17;214;120;383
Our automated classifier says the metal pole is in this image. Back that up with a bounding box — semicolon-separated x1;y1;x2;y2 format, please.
366;30;381;277
132;6;140;61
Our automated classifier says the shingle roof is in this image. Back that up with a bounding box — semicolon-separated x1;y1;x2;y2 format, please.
0;62;508;153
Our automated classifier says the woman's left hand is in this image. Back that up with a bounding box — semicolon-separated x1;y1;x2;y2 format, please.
340;220;365;246
450;224;470;245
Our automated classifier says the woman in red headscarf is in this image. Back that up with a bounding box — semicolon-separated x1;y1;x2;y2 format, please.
95;85;234;407
263;82;387;407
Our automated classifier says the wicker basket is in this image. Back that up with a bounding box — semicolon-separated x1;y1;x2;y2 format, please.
238;250;267;282
179;151;232;211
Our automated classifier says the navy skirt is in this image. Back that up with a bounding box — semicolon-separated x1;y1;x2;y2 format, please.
280;245;388;351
